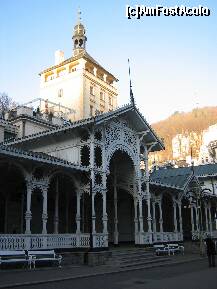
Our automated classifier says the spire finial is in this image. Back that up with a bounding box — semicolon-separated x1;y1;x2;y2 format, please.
73;8;87;56
128;58;135;106
77;7;81;23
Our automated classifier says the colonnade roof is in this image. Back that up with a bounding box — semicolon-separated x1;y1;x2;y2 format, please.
0;145;87;172
2;103;164;152
150;163;217;192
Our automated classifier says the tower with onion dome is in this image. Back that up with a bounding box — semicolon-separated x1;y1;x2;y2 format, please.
39;10;118;121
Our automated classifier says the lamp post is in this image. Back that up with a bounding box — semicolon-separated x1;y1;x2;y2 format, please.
89;172;93;251
88;117;96;255
186;180;211;255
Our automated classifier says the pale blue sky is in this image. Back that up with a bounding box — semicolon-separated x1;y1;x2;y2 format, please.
0;0;216;123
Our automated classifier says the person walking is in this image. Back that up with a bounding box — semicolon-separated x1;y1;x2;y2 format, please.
205;235;216;267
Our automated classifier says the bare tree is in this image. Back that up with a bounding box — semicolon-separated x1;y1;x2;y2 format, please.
0;92;16;118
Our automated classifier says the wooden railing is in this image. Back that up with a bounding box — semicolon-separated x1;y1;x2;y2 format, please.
192;230;217;240
152;232;183;243
0;234;93;250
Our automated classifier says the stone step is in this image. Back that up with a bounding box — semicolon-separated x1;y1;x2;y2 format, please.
108;247;170;269
119;255;166;264
120;257;171;268
111;249;154;257
111;254;155;261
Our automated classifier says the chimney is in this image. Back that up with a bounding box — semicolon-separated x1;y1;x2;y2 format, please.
55;50;65;65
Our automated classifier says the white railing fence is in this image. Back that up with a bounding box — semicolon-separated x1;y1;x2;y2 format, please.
152;232;183;243
93;233;108;248
0;234;99;250
192;230;217;240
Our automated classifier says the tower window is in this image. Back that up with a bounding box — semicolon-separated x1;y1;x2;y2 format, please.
75;39;78;48
90;85;94;95
46;74;54;81
58;88;63;98
100;91;105;101
90;105;94;117
79;39;83;47
109;95;113;106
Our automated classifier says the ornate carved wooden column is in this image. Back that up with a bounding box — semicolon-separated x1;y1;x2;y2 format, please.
159;199;163;233
89;129;97;238
152;201;157;233
54;188;59;234
25;181;32;234
65;192;69;233
190;205;195;234
205;203;208;233
92;192;96;234
138;197;144;233
195;204;199;232
42;184;48;234
102;190;108;234
134;197;139;243
53;178;60;234
208;202;212;232
113;175;118;245
76;191;81;234
173;202;178;233
178;201;183;234
144;146;152;234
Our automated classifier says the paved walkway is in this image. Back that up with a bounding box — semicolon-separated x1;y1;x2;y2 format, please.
0;253;205;288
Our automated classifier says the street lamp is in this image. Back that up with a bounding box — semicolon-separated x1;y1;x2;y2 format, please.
186;176;211;255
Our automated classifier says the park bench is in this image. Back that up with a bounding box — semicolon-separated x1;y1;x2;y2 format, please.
153;244;184;256
167;244;184;255
153;244;170;256
28;250;62;268
0;250;32;269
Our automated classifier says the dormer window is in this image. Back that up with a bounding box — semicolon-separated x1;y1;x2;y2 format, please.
100;91;105;101
90;105;94;116
90;85;94;96
46;74;54;81
109;94;113;106
57;69;66;77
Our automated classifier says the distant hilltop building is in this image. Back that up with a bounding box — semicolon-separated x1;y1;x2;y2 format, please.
199;124;217;164
39;13;118;121
171;124;217;166
171;132;202;165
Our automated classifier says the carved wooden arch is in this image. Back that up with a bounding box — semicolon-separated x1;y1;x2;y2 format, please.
117;183;135;198
48;169;79;191
161;191;175;201
105;143;137;174
0;159;29;181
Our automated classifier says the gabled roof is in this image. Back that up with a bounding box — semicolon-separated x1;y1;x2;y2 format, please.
0;145;87;172
150;167;193;191
150;163;217;191
2;104;164;152
39;51;118;81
